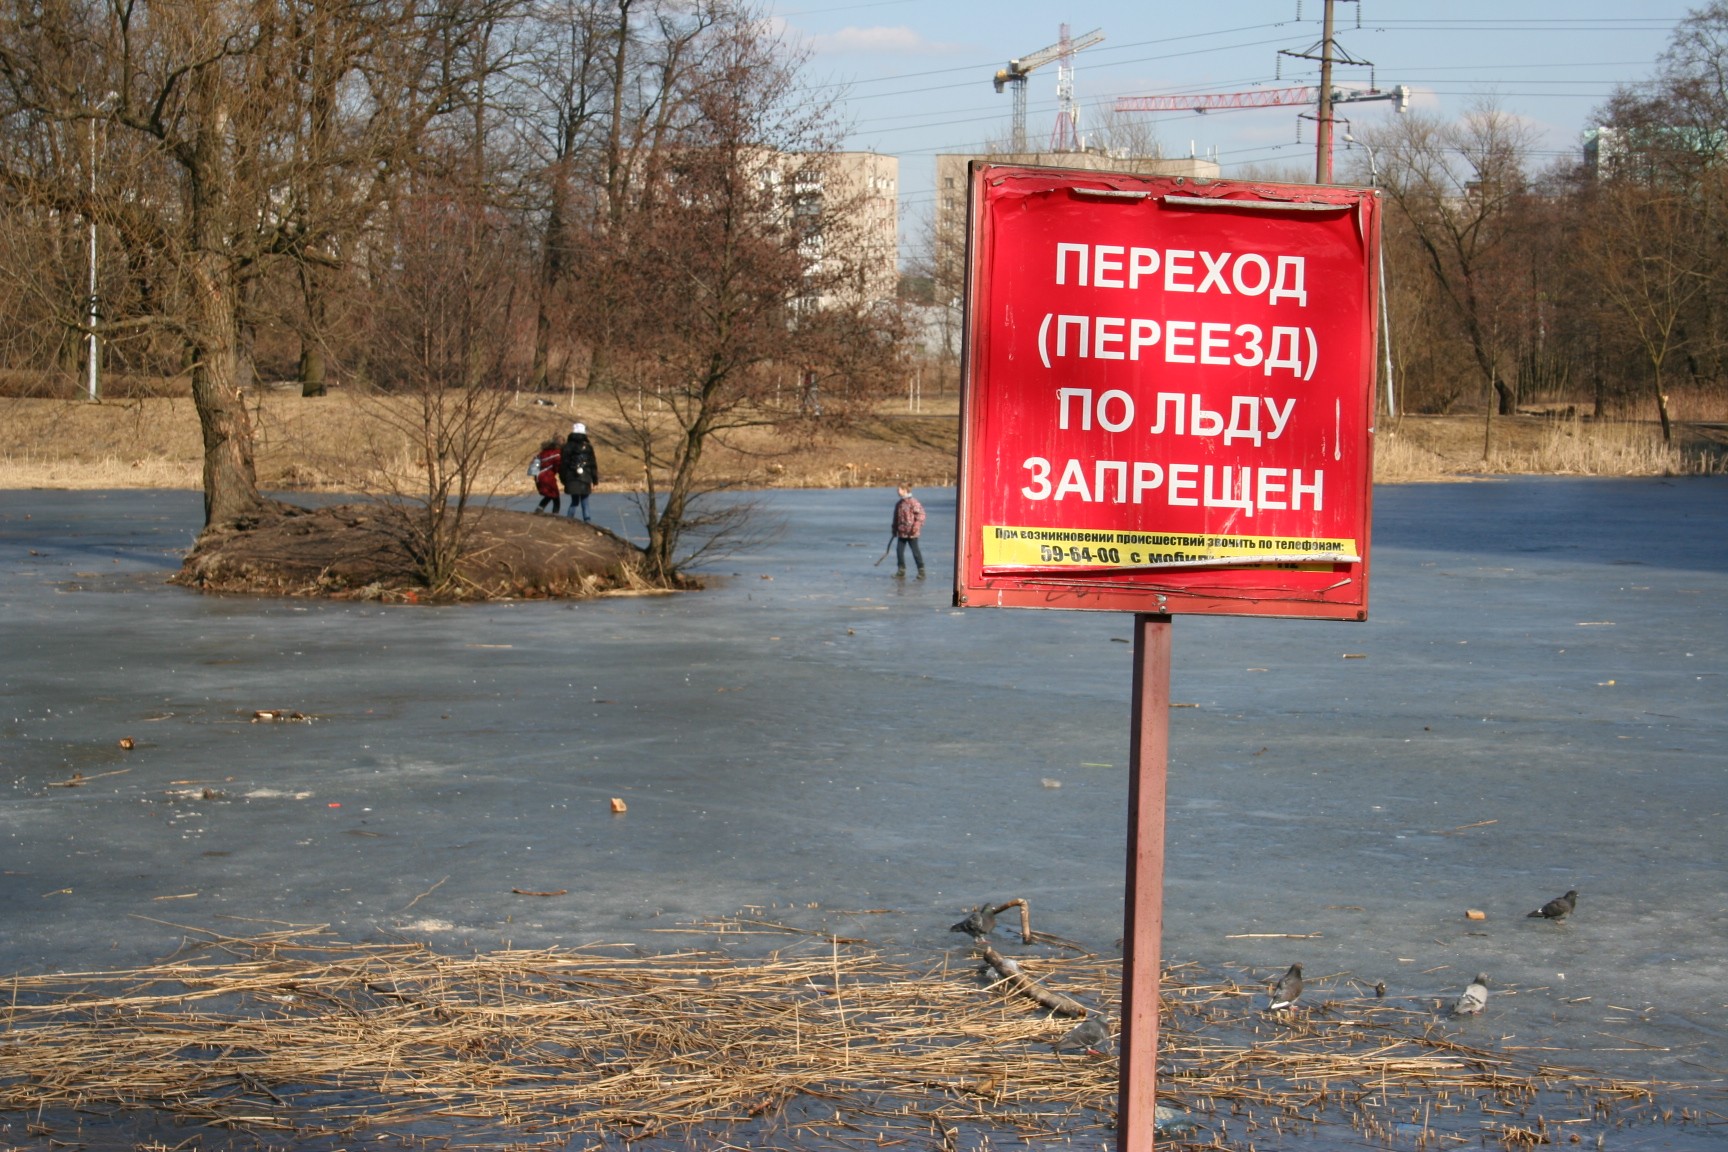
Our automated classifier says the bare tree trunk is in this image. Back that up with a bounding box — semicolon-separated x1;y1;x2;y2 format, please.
299;339;327;397
646;404;710;578
1592;334;1607;420
235;300;259;395
188;251;264;526
1654;364;1674;444
1482;373;1495;462
530;173;569;391
603;0;633;229
300;264;329;397
186;21;265;529
530;304;555;391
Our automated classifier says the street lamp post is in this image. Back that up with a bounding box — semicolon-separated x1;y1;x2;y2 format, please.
86;111;99;402
84;93;116;403
1345;130;1396;420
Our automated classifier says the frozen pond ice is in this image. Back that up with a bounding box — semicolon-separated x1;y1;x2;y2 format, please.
1;477;1726;1145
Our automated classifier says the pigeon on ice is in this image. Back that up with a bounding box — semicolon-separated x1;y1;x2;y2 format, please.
950;903;997;937
1451;973;1489;1017
1052;1013;1112;1055
1526;890;1577;921
1154;1105;1202;1137
1266;963;1304;1011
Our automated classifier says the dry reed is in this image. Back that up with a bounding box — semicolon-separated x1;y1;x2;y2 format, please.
0;921;1697;1151
1488;415;1726;476
0;390;963;495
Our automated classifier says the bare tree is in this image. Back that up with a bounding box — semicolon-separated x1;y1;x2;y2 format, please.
1586;176;1711;442
1082;104;1166;160
576;8;906;577
359;192;526;593
513;0;610;392
1369;102;1536;452
0;95;105;381
1588;4;1728;410
2;0;919;592
0;0;503;529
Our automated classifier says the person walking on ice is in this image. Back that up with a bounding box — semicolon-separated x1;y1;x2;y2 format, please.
559;422;600;522
891;485;926;579
529;439;562;515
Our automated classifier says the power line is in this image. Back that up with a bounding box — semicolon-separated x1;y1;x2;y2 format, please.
846;73;1285;131
841;74;1643;152
1365;18;1680;27
852;73;1565;151
826;51;1654;131
819;34;1305;104
777;0;916;15
799;22;1292;92
818;10;1678;187
1420;88;1620;96
1411;60;1651;72
804;14;1677;103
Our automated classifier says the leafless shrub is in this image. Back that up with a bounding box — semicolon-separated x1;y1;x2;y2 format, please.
356;193;529;594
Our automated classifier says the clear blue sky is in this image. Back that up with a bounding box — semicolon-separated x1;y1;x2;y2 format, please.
765;1;1694;259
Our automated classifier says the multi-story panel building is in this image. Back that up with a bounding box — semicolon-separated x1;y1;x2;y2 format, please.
782;151;899;308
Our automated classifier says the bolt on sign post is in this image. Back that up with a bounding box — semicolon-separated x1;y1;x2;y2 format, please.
953;164;1380;1151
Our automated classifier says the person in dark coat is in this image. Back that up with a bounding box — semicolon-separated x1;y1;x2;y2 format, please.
558;422;600;522
530;439;562;514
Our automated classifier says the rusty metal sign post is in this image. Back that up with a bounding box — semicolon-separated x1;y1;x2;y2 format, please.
953;164;1380;1150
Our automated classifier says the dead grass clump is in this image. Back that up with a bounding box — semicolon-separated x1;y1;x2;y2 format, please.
1374;413;1728;481
0;370;193;400
0;923;1690;1151
1372;429;1458;483
1489;415;1724;476
1621;382;1728;425
0;450;200;489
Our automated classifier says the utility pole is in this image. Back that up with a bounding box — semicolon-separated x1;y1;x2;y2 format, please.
1279;0;1373;185
1316;0;1335;183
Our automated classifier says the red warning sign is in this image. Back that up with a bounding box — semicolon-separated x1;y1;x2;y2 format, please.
954;165;1380;620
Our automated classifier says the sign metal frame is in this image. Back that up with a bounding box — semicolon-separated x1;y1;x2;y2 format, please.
950;163;1381;1152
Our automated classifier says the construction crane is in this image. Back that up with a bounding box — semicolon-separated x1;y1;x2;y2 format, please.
1113;84;1408;115
1113;83;1408;181
993;26;1104;154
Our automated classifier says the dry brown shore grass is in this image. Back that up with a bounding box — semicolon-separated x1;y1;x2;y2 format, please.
0;388;965;495
0;919;1704;1152
2;388;1724;494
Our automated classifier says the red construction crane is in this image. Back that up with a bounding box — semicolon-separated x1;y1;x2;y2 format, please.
1113;84;1408;181
1113;84;1407;115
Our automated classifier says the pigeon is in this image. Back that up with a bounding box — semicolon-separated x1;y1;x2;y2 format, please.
1266;963;1303;1010
1451;973;1489;1016
1052;1013;1112;1055
1154;1105;1201;1137
1527;890;1577;921
950;903;997;937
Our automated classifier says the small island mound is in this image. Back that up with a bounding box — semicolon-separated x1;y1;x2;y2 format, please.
173;501;676;602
